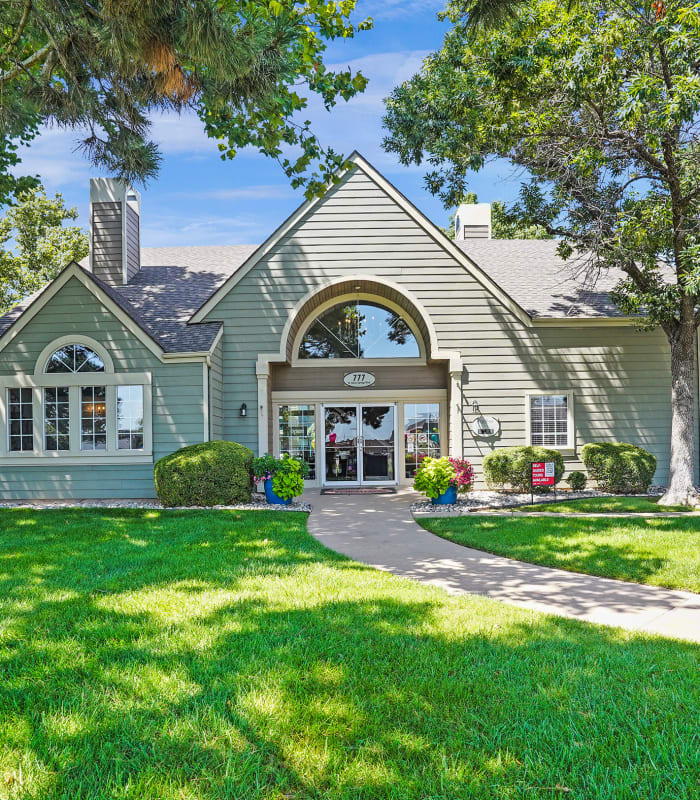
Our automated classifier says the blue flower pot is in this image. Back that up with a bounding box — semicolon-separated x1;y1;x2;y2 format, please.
431;485;458;505
264;478;291;506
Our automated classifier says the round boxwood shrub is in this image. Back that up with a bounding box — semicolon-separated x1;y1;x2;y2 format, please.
483;446;565;493
581;442;656;494
566;470;587;491
154;440;253;507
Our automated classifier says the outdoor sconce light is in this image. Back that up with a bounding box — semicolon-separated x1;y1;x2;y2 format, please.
472;400;480;413
240;403;247;418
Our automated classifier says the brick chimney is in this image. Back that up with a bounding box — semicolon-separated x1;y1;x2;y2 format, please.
454;203;491;240
88;178;141;285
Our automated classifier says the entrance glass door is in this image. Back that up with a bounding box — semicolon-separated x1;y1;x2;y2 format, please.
324;406;358;483
323;404;396;485
361;405;395;483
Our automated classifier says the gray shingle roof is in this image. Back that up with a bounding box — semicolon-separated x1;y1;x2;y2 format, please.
0;245;257;353
0;238;633;353
455;239;628;318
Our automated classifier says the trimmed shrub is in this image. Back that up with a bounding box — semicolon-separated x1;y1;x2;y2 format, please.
483;446;565;493
154;440;253;507
581;442;656;494
566;470;587;491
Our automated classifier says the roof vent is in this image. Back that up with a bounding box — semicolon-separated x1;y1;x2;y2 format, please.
455;203;491;240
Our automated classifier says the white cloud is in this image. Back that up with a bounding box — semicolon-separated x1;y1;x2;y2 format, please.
142;212;269;247
354;0;444;21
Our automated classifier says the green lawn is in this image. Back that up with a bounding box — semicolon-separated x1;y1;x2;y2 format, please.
514;496;694;513
419;514;700;592
0;509;698;799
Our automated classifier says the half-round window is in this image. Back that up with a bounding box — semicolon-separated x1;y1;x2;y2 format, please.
298;301;420;359
45;344;105;373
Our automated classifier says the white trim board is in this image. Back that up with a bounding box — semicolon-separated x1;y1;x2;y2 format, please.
189;151;534;328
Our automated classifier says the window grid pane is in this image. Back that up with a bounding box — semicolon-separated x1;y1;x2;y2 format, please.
278;405;315;479
44;387;70;451
81;386;107;450
404;403;441;478
530;395;568;447
8;388;33;451
117;385;144;450
46;344;104;373
298;301;419;359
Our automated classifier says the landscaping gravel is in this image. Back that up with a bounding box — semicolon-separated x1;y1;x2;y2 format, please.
0;493;312;512
410;487;668;514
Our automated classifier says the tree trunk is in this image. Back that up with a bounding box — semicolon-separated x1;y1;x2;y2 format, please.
659;303;700;506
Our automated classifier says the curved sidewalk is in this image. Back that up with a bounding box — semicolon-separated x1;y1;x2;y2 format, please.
304;488;700;643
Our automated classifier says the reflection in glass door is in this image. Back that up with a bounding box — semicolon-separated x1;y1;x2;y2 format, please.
324;406;358;482
361;406;395;483
323;404;396;485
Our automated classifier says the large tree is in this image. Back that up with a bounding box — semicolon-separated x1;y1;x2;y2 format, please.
0;0;371;204
0;185;88;312
383;0;700;505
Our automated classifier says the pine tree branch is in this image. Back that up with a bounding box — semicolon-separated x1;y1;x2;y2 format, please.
0;0;33;57
0;42;52;84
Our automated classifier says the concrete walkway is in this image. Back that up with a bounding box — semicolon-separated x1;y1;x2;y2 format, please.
304;488;700;643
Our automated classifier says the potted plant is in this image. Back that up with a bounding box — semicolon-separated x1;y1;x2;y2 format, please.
252;454;309;505
413;456;474;505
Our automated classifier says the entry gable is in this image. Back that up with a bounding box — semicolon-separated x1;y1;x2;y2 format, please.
189;152;532;327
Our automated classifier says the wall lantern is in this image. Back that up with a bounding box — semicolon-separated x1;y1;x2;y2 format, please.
240;403;247;418
472;400;480;413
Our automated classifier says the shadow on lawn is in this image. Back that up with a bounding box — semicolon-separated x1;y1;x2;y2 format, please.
0;509;698;799
426;515;675;586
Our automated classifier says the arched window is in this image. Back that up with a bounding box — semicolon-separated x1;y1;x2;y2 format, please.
298;301;420;359
45;344;105;373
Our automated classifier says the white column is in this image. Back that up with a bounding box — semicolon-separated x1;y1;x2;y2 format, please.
256;372;268;456
449;369;463;458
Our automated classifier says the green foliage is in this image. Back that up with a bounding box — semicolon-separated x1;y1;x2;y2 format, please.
0;186;88;312
566;470;587;492
0;1;372;201
154;440;253;507
383;0;700;330
581;442;657;494
253;453;309;500
272;456;307;501
483;446;565;493
413;456;456;499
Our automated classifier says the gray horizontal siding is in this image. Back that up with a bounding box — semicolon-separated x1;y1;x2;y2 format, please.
0;277;206;499
92;201;122;285
125;203;140;281
203;165;684;486
209;335;224;439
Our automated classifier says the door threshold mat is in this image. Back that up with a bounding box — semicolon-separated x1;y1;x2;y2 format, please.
321;487;397;495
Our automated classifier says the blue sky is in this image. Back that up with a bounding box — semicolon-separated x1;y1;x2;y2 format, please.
14;1;520;247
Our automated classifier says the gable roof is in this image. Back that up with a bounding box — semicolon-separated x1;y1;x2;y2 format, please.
0;157;639;352
455;239;629;319
188;152;533;327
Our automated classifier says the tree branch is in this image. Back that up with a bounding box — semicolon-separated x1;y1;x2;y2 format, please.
0;41;52;84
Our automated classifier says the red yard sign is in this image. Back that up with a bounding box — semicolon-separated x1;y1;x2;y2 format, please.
531;461;556;487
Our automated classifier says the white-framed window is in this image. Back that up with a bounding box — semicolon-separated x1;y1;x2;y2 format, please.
7;388;33;452
527;393;573;449
81;386;107;451
117;385;144;450
277;404;316;479
0;337;152;463
44;387;70;451
404;402;441;478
